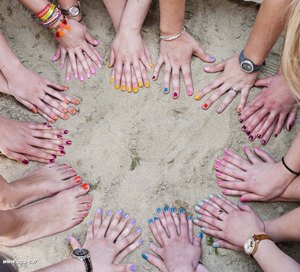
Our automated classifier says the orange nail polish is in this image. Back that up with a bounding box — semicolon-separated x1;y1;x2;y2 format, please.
70;108;76;115
63;114;69;120
62;108;67;113
81;183;89;190
63;86;69;90
73;99;80;105
53;115;58;121
64;100;70;104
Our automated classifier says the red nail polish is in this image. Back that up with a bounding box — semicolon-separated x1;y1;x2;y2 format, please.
86;203;90;208
173;92;178;98
240;197;247;202
50;159;55;163
61;150;66;154
81;183;89;190
59;145;64;150
257;134;262;139
57;135;62;138
66;140;72;145
246;130;251;136
152;75;156;80
47;125;52;128
203;103;209;110
249;135;254;141
64;130;69;134
52;154;57;159
261;140;266;145
75;176;82;183
22;159;29;165
43;122;47;125
240;118;244;123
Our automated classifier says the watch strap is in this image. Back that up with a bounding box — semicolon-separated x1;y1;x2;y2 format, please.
239;50;265;72
83;257;93;272
251;233;272;256
60;1;81;16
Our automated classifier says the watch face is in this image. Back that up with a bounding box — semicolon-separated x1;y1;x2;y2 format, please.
69;6;80;16
73;248;89;257
244;238;255;255
241;60;254;73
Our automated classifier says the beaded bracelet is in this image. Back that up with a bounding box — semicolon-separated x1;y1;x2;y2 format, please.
52;18;71;38
159;27;186;41
282;157;300;176
36;2;51;19
43;8;61;28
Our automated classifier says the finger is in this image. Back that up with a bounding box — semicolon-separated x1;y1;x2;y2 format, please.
98;210;114;237
140;51;152;72
121;71;127;92
164;207;177;237
67;235;81;250
193;232;203;247
113;264;138;272
236;88;251;113
130;66;138;93
149;243;164;257
154;214;169;245
85;54;96;76
114;61;123;91
93;208;103;238
115;226;142;253
243;108;269;136
117;216;136;241
197;77;224;101
65;59;72;81
140;61;150;88
243;146;261;164
152;55;164;81
200;226;223;240
207;194;238;213
51;46;61;62
181;64;194;97
83;44;101;69
68;51;79;79
188;215;193;242
2;148;29;164
193;46;215;63
286;106;297;131
36;109;55;124
203;61;225;73
114;238;143;264
213;239;241;251
60;48;67;69
89;44;102;69
106;209;124;238
221;188;247;196
17;97;37;114
194;212;223;230
76;50;91;79
203;83;232;110
162;61;171;94
178;208;189;238
124;62;132;92
273;113;287;137
157;208;169;236
141;253;168;272
217;179;248;192
248;115;268;141
216;89;237;114
222;151;252;171
109;49;115;68
170;207;180;234
133;59;143;89
240;98;264;123
256;113;277;140
171;66;180;99
260;120;276;145
254;76;272;87
240;193;263;202
148;218;163;246
84;30;100;46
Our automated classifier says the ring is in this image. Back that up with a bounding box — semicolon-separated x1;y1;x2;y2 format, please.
217;209;224;220
230;86;239;93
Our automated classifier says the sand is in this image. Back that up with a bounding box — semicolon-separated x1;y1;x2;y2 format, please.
0;0;299;271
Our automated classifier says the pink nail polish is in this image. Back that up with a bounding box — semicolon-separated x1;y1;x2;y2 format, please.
224;149;231;155
98;63;102;69
57;135;62;138
215;164;220;169
216;172;221;177
66;75;70;81
261;140;267;145
216;159;222;164
74;73;78;79
87;73;91;78
22;159;29;165
64;130;69;134
173;92;178;99
187;89;193;96
66;140;72;145
91;68;95;74
224;155;229;161
80;76;84;81
243;146;247;152
240;197;247;202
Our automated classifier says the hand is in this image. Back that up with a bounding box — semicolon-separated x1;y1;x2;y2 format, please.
4;65;80;123
153;32;215;99
196;55;259;113
194;194;265;250
109;30;152;92
143;207;205;272
51;19;102;80
240;72;298;144
68;209;142;272
214;147;296;202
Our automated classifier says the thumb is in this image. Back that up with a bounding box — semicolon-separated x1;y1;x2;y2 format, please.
85;30;100;46
193;45;216;63
108;49;115;68
113;264;137;272
238;202;253;212
51;46;61;62
66;235;82;250
240;193;263;203
254;76;272;87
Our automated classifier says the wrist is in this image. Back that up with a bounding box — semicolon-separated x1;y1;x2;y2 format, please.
277;161;297;185
1;59;23;80
118;22;141;35
244;47;266;66
170;266;194;272
160;23;184;36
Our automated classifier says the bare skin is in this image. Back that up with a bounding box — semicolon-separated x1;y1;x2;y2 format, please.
0;116;71;164
0;184;92;247
39;209;142;272
0;164;82;210
144;207;208;272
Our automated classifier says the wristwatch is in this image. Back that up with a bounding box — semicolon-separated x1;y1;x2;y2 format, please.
239;50;265;73
72;248;93;272
60;1;81;17
244;234;272;256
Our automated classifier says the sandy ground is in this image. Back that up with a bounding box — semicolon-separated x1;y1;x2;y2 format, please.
0;0;299;271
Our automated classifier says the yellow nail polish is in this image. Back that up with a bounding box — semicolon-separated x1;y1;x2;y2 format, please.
133;87;139;93
151;63;156;68
109;77;114;83
127;86;132;93
145;81;150;88
121;84;127;91
138;82;143;88
194;95;202;101
107;62;112;68
115;84;120;91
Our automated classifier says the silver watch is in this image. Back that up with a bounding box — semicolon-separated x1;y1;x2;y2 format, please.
60;1;81;17
72;248;93;272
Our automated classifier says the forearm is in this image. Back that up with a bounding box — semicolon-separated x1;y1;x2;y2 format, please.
118;0;152;34
265;207;300;242
18;0;48;14
102;0;127;32
58;0;82;22
276;175;300;201
253;240;300;272
159;0;185;35
282;131;300;174
244;0;291;65
36;258;81;272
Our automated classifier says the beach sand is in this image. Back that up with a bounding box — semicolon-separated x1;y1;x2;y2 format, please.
0;0;299;271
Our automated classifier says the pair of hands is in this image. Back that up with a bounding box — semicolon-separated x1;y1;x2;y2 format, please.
194;194;265;251
52;19;102;82
68;209;142;272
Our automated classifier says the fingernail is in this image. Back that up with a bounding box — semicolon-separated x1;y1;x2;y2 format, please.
74;73;78;79
249;135;254;141
91;68;95;74
70;108;76;115
97;208;102;214
188;216;192;220
173;92;178;99
98;63;102;69
137;239;143;245
138;82;143;88
145;81;150;88
115;84;120;91
246;130;251;136
274;134;278;138
127;86;132;93
133;87;139;93
240;197;247;202
204;198;209;203
217;194;223;199
60;150;66;155
154;216;159;221
209;56;216;61
194;205;200;211
203;103;209;110
208;193;214;199
163;87;168;94
52;154;57;159
197;214;202;219
213;242;221;248
171;207;176;213
157;208;162;213
152;75;156;80
121;84;127;91
237;106;242;113
187;88;193;96
217;107;223;114
59;145;64;150
106;210;113;216
164;207;169;212
141;253;148;260
109;76;114;83
201;227;206;231
130;218;136;225
117;209;123;216
148;219;153;224
216;172;222;177
198;201;204;206
135;227;142;233
194;95;201;101
64;130;69;134
66;235;72;242
66;75;70;81
123;213;130;219
87;73;91;79
193;218;200;223
130;265;136;272
179;208;185;213
57;134;62;138
198;232;204;239
50;159;55;163
66;140;72;145
81;183;89;190
87;220;93;225
261;140;266;145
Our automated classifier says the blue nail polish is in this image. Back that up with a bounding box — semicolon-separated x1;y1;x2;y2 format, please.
188;216;192;220
157;208;162;214
198;232;203;239
148;219;153;224
87;220;93;225
164;207;169;212
204;198;209;203
201;227;206;231
154;216;159;221
208;194;214;199
193;218;199;223
217;194;223;199
197;214;202;219
97;208;102;214
213;242;221;248
194;205;200;211
179;208;185;214
142;253;148;260
171;207;176;213
163;87;168;93
130;264;136;271
198;201;204;206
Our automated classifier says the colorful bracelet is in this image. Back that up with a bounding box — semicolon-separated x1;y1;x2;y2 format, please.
40;3;56;21
36;2;51;18
282;157;300;176
43;8;61;28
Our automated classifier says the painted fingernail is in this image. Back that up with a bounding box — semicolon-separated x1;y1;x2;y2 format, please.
57;134;62;138
173;92;178;99
204;198;209;203
179;208;185;213
217;194;223;199
109;76;114;83
121;84;127;91
163;87;168;94
98;63;102;69
70;108;76;115
97;208;102;214
80;76;85;81
66;140;72;145
141;253;148;260
257;134;262;139
198;201;204;206
157;208;162;213
59;145;64;150
193;218;200;223
115;84;120;91
60;150;66;155
50;159;55;163
164;207;169;212
106;210;113;216
237;106;242;113
127;86;132;93
197;214;202;219
203;103;209;110
148;219;153;224
201;227;206;231
64;130;69;134
123;213;130;219
198;232;204;239
91;68;95;74
136;227;142;233
74;73;78;79
81;183;89;190
152;75;156;80
240;197;247;202
194;205;200;211
194;95;201;101
74;99;80;105
154;216;159;221
208;193;214;199
138;82;143;88
137;239;143;245
130;265;136;272
240;118;244;123
249;135;254;141
274;134;278;138
171;207;176;213
52;154;57;159
246;130;251;136
216;172;222;177
187;88;193;96
87;220;93;225
261;140;266;145
209;56;216;62
130;218;136;225
87;73;91;79
213;242;221;248
117;209;123;216
133;87;139;93
145;81;150;88
188;216;192;220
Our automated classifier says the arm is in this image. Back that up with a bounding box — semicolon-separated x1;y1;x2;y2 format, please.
58;0;82;22
102;0;127;32
253;240;300;272
37;258;80;272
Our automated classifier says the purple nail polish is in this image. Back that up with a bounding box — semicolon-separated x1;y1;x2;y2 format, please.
137;239;143;245
74;73;78;79
61;150;66;155
50;159;55;163
210;56;216;62
130;264;136;272
86;73;91;79
106;210;113;216
64;130;69;134
152;75;156;80
43;122;47;125
123;213;130;219
59;145;64;150
66;140;72;145
240;119;244;123
117;209;123;216
136;227;142;233
97;208;102;214
57;134;62;138
47;125;52;128
130;218;136;225
22;159;29;165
